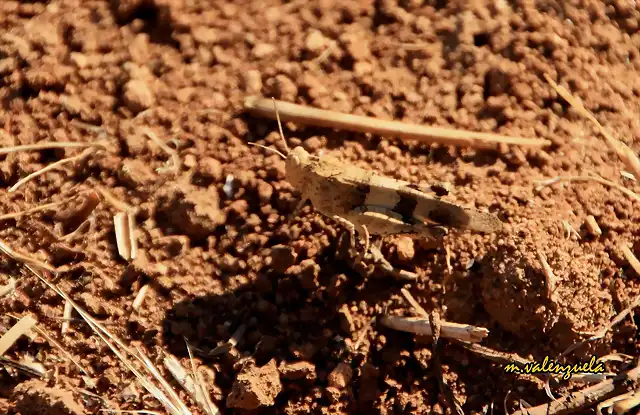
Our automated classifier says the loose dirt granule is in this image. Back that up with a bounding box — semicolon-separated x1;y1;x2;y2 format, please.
227;358;283;410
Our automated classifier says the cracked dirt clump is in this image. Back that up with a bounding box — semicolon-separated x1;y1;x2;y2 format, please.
155;178;226;240
12;379;85;415
226;358;283;410
481;219;615;354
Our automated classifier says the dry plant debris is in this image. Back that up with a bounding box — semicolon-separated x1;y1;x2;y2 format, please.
380;315;489;343
245;96;552;149
544;74;640;181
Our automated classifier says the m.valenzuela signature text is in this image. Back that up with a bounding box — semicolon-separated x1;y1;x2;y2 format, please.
504;356;605;380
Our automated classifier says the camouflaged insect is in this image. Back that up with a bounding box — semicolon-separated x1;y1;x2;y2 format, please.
251;101;503;254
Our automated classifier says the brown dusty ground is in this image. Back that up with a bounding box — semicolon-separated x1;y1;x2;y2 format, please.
1;0;640;414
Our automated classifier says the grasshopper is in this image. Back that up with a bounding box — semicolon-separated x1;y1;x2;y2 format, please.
251;100;503;268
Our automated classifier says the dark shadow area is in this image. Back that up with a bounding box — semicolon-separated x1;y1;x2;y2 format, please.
109;0;180;48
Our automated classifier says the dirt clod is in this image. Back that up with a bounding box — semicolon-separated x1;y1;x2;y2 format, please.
227;359;282;409
156;180;226;240
12;379;85;415
279;361;317;381
327;362;353;389
122;79;155;114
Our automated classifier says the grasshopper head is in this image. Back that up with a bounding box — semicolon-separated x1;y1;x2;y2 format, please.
285;146;311;188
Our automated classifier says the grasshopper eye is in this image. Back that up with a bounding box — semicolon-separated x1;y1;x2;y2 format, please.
289;154;301;166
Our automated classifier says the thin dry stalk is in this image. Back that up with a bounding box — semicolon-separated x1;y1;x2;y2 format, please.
61;300;73;334
457;342;607;385
0;141;105;155
353;316;375;351
619;244;640;276
0;315;37;355
536;175;640;203
401;288;428;317
31;324;94;384
142;129;181;174
612;391;640;414
312;41;337;65
208;324;246;356
244;97;552;150
512;363;640;415
95;186;133;212
114;211;138;261
0;239;56;273
562;220;580;240
61;217;94;242
544;74;640;180
563;295;640;356
445;245;453;275
537;250;557;300
9;147;96;193
0;355;44;377
132;284;150;311
597;392;635;414
380;315;489;343
585;215;602;237
0;200;69;221
163;343;220;415
27;265;192;415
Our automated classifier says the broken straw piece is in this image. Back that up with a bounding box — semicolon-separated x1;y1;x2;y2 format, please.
0;315;37;356
380;315;489;343
114;211;137;261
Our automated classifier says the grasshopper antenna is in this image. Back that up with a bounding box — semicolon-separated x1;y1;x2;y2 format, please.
248;142;287;159
272;97;290;154
248;97;291;160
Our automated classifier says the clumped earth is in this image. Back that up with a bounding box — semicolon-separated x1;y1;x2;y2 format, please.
1;0;640;414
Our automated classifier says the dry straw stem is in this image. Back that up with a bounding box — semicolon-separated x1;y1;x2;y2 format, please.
380;315;489;343
544;73;640;181
512;363;640;415
114;210;138;261
9;146;97;193
27;265;193;415
132;284;150;310
142;129;181;175
0;355;44;377
563;295;640;357
612;391;640;414
619;244;640;276
0;239;56;273
0;314;37;356
208;324;246;356
95;186;133;212
401;288;428;317
457;342;607;385
61;217;94;242
0;140;106;155
61;300;73;335
562;220;580;240
536;175;640;203
30;323;94;385
537;250;557;300
585;215;602;237
0;199;72;221
244;96;552;150
163;342;220;415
